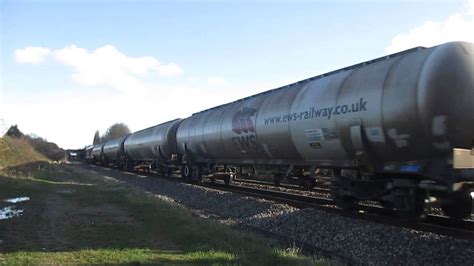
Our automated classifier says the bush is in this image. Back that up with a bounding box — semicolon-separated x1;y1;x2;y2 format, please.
27;136;66;161
4;125;65;161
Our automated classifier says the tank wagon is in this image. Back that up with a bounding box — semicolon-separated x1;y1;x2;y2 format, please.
176;41;474;218
84;145;94;163
102;135;129;168
88;41;474;220
91;142;106;164
123;119;182;172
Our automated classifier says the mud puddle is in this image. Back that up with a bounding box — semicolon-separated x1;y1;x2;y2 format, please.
3;196;30;203
0;196;30;220
0;206;24;220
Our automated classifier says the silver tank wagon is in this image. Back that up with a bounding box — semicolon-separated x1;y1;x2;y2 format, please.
91;143;106;164
176;42;474;218
102;135;129;167
123;119;182;170
84;145;94;163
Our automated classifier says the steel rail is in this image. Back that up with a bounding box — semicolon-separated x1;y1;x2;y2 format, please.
87;163;474;240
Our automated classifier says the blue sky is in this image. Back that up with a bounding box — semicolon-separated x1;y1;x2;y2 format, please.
1;0;473;148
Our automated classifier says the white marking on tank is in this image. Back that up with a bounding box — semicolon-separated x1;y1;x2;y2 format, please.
305;128;324;142
431;115;451;149
432;115;448;136
365;127;385;143
387;129;410;148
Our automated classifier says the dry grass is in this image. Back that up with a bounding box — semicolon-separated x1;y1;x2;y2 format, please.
0;136;48;169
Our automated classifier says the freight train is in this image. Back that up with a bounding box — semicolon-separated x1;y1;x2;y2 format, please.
85;41;474;220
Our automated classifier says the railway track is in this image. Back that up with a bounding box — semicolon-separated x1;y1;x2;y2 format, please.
88;164;474;240
233;177;331;194
206;181;474;240
232;177;471;217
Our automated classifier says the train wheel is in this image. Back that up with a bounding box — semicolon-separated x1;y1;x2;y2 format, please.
182;164;193;182
441;187;472;220
330;175;358;211
413;190;426;219
392;188;425;221
194;166;203;184
274;174;282;186
380;200;394;210
224;175;231;186
301;178;316;190
333;194;358;211
158;166;164;176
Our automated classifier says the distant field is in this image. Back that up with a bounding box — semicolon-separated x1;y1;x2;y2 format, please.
0;137;321;265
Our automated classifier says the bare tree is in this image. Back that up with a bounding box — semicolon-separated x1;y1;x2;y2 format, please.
101;123;131;142
93;130;101;145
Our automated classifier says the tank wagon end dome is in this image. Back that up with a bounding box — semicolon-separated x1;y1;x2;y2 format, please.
417;41;474;151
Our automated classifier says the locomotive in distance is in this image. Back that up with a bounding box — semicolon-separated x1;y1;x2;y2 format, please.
86;41;474;220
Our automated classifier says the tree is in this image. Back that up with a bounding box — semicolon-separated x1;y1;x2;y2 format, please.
101;123;131;142
2;124;65;161
93;130;101;145
5;125;23;138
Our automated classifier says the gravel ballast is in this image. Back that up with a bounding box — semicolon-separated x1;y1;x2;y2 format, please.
83;165;474;265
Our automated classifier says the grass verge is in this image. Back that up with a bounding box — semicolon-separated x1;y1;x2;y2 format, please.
0;162;323;265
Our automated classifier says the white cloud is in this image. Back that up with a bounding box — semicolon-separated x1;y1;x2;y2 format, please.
207;76;230;87
2;82;258;148
9;45;273;148
156;63;182;77
385;0;474;54
15;44;183;94
15;47;51;64
9;43;253;148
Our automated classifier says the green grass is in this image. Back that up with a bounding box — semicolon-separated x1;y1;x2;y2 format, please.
0;163;324;265
0;249;238;265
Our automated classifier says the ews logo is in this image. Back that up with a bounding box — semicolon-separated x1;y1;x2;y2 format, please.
231;107;260;153
232;107;257;134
